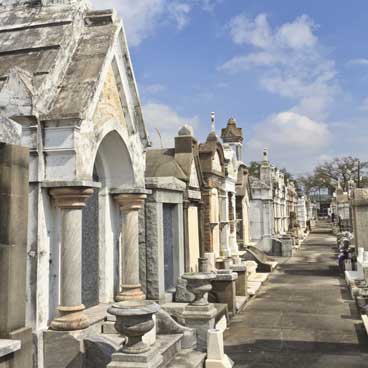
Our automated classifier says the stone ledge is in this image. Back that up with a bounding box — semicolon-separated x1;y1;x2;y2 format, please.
145;177;186;192
0;339;21;358
41;180;101;188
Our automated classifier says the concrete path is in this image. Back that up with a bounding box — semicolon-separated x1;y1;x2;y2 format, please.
224;224;368;367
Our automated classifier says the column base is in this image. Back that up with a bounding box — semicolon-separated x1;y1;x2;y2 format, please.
115;284;146;301
50;304;89;331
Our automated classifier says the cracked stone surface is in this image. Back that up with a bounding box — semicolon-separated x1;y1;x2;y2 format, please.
224;221;368;367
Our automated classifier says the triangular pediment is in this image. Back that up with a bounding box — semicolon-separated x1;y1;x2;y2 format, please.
0;68;34;118
189;160;200;188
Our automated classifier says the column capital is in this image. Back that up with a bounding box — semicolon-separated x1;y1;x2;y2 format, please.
49;187;94;209
114;193;146;211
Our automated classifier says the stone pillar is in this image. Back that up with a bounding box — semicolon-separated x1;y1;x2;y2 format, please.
49;187;93;331
219;192;231;258
352;189;368;251
183;200;190;272
0;143;32;367
114;193;147;301
228;192;239;261
198;201;205;258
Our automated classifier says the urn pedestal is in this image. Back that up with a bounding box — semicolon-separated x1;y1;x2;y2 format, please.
182;272;217;351
107;301;162;368
211;270;238;316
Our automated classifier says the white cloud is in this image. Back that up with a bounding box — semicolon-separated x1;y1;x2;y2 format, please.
168;2;192;30
143;102;200;147
92;0;165;46
229;13;272;48
221;13;338;120
91;0;220;46
248;111;331;172
348;58;368;66
275;15;317;50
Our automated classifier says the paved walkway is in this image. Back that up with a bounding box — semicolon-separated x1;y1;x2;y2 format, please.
224;224;368;367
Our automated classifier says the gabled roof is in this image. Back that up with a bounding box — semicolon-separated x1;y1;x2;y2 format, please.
249;175;270;190
145;149;187;180
0;3;149;145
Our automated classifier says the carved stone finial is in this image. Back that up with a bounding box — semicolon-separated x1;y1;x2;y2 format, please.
211;112;215;133
227;117;236;126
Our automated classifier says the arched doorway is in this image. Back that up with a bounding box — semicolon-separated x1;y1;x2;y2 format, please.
82;130;135;306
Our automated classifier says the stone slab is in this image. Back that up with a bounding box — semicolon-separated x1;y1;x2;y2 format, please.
0;340;20;358
247;281;262;296
362;315;368;336
248;273;269;284
170;349;206;368
235;296;248;313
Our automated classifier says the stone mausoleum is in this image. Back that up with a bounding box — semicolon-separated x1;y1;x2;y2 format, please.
0;0;150;366
0;0;309;367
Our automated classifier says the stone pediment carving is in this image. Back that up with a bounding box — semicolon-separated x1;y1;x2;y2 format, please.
93;66;128;131
0;68;34;119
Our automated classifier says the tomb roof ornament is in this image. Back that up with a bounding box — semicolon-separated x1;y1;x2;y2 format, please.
206;112;219;142
178;124;193;136
221;117;243;143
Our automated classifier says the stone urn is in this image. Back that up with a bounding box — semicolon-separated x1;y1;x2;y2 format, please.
107;300;160;354
182;272;216;306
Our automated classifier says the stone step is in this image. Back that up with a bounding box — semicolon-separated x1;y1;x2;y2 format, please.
247;281;262;296
248;272;269;284
157;334;183;368
167;349;206;368
235;296;248;313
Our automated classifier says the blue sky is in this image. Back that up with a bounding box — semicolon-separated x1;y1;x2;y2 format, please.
92;0;368;174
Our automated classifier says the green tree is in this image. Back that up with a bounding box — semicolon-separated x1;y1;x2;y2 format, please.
315;157;368;191
297;156;368;195
248;161;261;177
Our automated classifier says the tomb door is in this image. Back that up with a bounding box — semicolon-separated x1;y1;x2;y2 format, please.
163;204;176;291
82;169;100;308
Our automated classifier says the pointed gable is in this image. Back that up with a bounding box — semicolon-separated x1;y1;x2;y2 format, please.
189;159;200;188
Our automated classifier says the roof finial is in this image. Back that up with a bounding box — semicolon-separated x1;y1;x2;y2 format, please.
211;112;215;133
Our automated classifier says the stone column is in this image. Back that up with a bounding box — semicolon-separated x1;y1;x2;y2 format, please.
114;193;147;301
228;192;239;261
352;189;368;251
183;200;190;273
49;187;93;331
219;192;231;258
198;201;205;258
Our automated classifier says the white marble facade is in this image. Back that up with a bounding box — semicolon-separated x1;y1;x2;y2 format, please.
0;2;149;366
